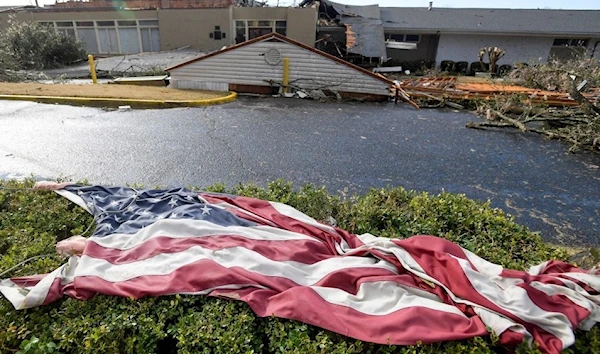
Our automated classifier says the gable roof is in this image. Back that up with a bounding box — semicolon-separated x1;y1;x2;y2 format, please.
380;7;600;36
165;32;393;86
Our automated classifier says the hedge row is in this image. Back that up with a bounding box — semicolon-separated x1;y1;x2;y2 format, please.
0;178;597;354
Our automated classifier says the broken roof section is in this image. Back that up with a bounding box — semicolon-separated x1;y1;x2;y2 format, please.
317;0;387;60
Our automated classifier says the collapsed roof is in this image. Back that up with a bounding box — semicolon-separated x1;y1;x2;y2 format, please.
308;0;387;59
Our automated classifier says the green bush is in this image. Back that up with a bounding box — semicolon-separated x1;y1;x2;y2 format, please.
0;17;86;71
0;178;595;353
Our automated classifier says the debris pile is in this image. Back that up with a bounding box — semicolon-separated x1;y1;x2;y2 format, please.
396;77;600;107
385;74;600;152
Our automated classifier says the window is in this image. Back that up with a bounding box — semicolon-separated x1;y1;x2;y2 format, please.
138;20;159;27
235;20;246;43
48;18;161;54
405;34;420;42
117;20;137;27
553;38;589;47
56;21;75;38
96;21;115;27
57;28;76;38
210;25;225;40
275;21;287;36
388;34;404;42
235;20;287;43
386;34;420;42
141;27;160;52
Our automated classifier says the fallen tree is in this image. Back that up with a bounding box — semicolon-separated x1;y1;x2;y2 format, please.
460;60;600;152
465;78;600;152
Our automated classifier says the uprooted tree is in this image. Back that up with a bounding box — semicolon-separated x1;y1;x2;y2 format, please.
0;16;86;81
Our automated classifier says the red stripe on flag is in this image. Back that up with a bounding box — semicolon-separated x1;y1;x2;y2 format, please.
84;235;332;265
200;193;365;251
393;237;568;354
69;259;400;299
210;285;490;345
9;274;48;288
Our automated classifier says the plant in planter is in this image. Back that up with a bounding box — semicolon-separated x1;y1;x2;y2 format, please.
478;47;506;75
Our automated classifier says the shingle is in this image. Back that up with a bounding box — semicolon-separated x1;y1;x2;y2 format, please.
380;7;600;36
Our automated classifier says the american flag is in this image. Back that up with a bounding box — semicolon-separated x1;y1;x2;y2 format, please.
1;183;599;354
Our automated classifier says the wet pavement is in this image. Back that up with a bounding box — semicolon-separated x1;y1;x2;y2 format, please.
0;97;598;246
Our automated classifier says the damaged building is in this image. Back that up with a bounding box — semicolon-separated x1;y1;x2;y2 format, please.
1;0;599;75
166;32;393;100
303;1;600;73
302;0;388;67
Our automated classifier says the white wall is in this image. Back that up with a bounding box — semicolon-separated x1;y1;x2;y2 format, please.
170;38;390;95
435;34;554;67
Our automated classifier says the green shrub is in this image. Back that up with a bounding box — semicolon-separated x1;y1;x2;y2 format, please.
0;178;595;353
0;17;86;71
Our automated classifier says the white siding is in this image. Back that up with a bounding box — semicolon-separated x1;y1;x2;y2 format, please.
169;39;389;95
435;34;554;66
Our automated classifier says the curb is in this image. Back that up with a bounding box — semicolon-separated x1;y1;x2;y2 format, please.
0;91;238;108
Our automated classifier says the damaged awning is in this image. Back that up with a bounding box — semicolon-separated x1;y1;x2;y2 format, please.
319;0;388;59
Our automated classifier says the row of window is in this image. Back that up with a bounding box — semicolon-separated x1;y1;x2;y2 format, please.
235;20;287;44
39;20;160;54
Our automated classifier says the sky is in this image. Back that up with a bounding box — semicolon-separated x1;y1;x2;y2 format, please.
5;0;599;9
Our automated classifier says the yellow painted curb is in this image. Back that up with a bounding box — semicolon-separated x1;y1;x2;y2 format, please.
0;91;237;108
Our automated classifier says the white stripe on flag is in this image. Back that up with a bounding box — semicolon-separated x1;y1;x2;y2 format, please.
530;280;600;331
311;280;466;317
76;245;399;284
91;219;316;250
55;189;92;214
455;255;575;350
562;273;600;292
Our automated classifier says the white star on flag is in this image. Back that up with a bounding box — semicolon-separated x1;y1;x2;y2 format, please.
201;205;211;215
168;198;178;208
185;195;195;202
98;223;113;231
93;195;107;202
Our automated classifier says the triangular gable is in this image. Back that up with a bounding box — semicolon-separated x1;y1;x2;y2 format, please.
165;33;392;87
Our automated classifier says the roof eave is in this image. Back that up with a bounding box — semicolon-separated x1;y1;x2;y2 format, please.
382;27;600;37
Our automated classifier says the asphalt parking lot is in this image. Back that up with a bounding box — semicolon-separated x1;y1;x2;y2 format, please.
0;97;598;245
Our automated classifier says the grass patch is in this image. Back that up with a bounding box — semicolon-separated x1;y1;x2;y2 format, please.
0;82;228;101
0;178;597;354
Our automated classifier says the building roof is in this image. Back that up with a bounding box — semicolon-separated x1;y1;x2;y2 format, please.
166;32;393;86
324;1;387;59
0;6;26;13
380;7;600;36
